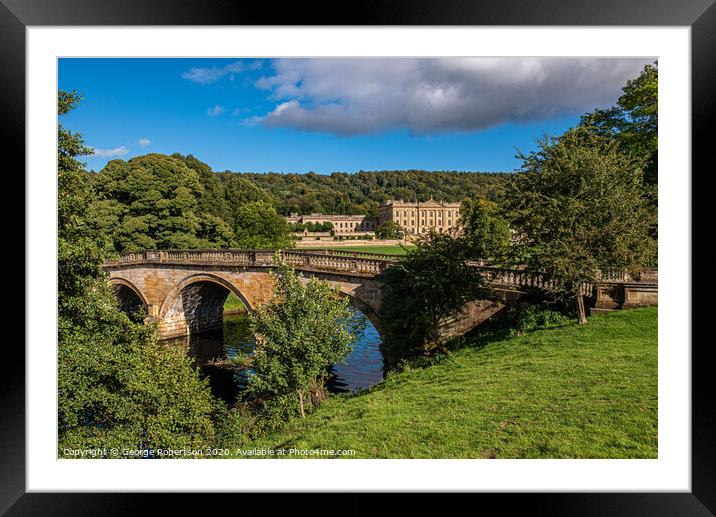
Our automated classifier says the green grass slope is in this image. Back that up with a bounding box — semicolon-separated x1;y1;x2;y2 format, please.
242;307;657;459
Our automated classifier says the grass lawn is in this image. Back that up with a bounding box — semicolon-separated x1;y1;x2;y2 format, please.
302;244;414;255
236;307;657;458
223;292;246;312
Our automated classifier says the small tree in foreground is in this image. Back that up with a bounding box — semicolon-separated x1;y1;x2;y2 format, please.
246;259;365;419
506;127;656;324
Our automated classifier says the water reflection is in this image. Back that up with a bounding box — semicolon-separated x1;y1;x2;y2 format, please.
163;310;384;403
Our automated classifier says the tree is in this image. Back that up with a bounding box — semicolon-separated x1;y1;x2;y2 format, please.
57;91;218;454
375;220;405;240
379;230;485;360
90;153;232;251
234;201;294;249
459;196;511;261
506;127;657;324
173;153;230;222
218;173;273;229
246;260;364;419
580;61;658;186
196;213;236;248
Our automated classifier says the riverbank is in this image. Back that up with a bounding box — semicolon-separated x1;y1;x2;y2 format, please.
232;307;657;458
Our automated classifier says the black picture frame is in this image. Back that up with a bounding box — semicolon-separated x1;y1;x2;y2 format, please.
2;0;713;513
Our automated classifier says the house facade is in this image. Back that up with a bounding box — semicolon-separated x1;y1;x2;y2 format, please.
378;199;461;235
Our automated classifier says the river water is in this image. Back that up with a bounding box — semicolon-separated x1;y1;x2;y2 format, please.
165;310;385;402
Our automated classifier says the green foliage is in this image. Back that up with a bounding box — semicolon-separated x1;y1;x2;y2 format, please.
234;201;294;249
58;91;217;455
459;196;511;260
173;153;230;223
379;230;485;361
59;314;220;454
580;61;658;185
245;259;365;421
467;301;574;342
90;153;232;251
219;169;510;216
507;127;657;320
196;213;236;248
223;292;246;312
375;220;405;240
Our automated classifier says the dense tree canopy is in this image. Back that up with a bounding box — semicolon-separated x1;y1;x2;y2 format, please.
580;61;658;186
89;154;236;251
459;196;511;261
506;127;656;323
233;201;294;249
222;169;509;217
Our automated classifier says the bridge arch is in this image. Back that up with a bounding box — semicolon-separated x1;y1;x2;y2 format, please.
336;290;384;340
159;273;254;338
109;276;149;315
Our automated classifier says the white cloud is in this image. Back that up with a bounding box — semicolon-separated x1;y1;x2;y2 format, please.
182;60;263;84
254;57;655;136
207;105;225;117
137;138;151;147
90;146;129;158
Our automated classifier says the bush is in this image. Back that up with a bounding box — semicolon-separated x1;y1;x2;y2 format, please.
471;301;573;341
244;259;364;422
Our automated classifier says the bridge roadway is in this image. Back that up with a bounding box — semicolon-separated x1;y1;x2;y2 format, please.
103;249;657;340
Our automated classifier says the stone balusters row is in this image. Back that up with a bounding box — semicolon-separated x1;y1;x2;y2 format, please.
279;250;389;275
479;267;553;290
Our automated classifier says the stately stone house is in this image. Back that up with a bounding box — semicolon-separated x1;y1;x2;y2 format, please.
287;199;461;236
378;199;461;235
286;212;379;234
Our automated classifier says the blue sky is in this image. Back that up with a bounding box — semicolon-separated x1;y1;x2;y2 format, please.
58;57;652;174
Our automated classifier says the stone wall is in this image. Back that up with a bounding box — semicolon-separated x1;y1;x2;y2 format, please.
106;263;384;340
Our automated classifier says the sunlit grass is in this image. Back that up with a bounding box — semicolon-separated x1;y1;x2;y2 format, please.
232;307;657;458
224;292;246;312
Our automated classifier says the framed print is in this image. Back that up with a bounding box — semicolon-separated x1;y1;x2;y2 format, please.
3;0;715;513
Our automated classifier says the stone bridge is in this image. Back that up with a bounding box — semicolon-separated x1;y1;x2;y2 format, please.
102;249;658;340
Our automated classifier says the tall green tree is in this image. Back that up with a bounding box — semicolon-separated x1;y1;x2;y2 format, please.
246;260;364;419
90;153;234;251
233;201;294;249
58;91;218;454
507;127;656;324
580;61;658;186
459;196;511;261
379;230;485;359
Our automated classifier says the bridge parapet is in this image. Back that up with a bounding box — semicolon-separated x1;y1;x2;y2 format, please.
104;249;395;277
104;250;656;293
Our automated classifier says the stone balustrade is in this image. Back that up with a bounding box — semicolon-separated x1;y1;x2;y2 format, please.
104;249;393;277
104;250;657;291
